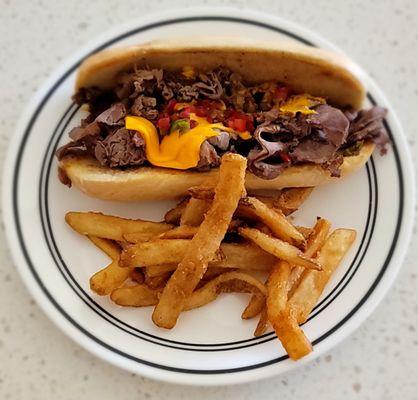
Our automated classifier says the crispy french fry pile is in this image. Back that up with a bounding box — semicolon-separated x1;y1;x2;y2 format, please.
66;154;356;360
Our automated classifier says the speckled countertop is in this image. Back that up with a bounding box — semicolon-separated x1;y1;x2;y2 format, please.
1;1;417;399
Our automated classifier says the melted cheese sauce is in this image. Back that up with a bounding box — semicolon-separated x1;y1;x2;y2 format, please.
126;114;236;169
279;94;325;115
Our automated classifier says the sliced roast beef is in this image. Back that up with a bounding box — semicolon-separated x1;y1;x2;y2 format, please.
208;132;230;151
197;132;232;170
291;139;337;164
94;128;146;168
193;71;224;99
55;141;89;160
307;104;349;147
95;102;126;126
346;106;389;153
68;121;101;142
197;141;220;170
247;124;291;179
131;96;158;120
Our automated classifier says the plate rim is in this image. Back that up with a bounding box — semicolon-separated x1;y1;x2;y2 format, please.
2;7;415;386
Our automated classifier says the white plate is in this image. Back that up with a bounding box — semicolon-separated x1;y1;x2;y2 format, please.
3;8;415;386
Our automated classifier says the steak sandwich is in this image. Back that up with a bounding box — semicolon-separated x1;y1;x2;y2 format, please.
57;37;388;200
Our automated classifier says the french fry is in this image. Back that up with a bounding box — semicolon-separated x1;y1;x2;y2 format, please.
120;240;276;271
180;198;211;226
296;226;313;240
189;187;314;216
273;308;313;360
66;212;173;241
90;260;133;296
184;272;266;311
120;239;218;267
202;267;230;280
254;307;269;337
164;198;188;225
238;228;321;271
146;264;177;277
242;294;265;319
215;243;276;271
237;197;306;248
287;218;331;297
158;225;198;239
144;271;171;289
87;236;121;260
159;222;241;239
153;154;247;329
187;186;214;200
130;268;145;284
274;187;314;216
266;261;312;360
288;229;356;324
112;271;266;310
111;284;161;307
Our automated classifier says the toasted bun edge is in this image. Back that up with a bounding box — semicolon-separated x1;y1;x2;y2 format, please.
59;142;375;201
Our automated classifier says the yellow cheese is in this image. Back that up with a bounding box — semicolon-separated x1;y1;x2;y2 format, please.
279;94;325;115
125;114;233;169
237;131;251;140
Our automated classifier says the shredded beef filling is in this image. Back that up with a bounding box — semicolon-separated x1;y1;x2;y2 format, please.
56;67;389;182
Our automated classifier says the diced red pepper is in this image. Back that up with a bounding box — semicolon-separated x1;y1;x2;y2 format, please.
246;119;254;132
179;107;191;118
233;118;247;132
194;106;208;118
278;151;292;163
157;116;171;133
190;120;198;129
275;86;290;101
166;99;177;113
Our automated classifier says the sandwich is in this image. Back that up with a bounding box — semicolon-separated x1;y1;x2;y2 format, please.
56;37;388;201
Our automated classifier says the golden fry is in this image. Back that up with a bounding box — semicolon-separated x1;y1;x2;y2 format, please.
273;308;313;360
90;260;133;296
159;225;198;239
180;198;211;226
111;272;265;310
184;271;266;311
187;186;214;200
87;236;121;260
266;261;312;360
242;294;265;319
287;218;331;296
111;284;161;307
288;229;356;323
66;212;172;241
130;268;145;284
254;307;269;337
146;264;177;278
121;240;276;271
274;187;314;216
153;154;247;329
296;226;313;240
238;227;321;271
164;198;188;225
237;197;306;248
189;187;314;217
120;239;191;267
144;272;171;289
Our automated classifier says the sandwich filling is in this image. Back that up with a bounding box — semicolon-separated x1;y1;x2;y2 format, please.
57;66;389;181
